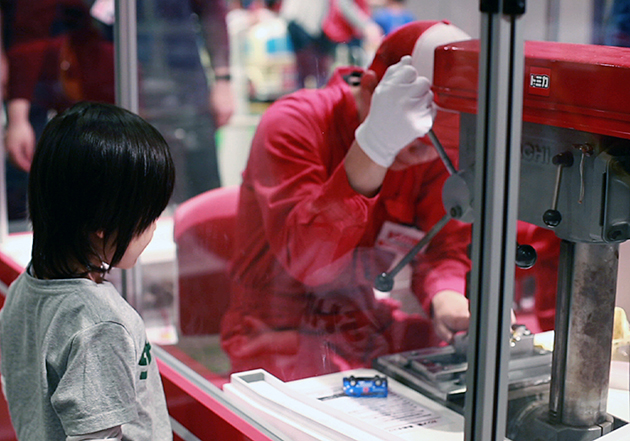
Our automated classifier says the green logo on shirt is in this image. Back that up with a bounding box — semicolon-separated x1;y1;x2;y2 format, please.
139;341;152;380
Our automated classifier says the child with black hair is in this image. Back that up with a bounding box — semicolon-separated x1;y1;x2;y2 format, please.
0;101;176;440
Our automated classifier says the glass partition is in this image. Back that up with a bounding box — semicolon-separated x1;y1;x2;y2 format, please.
92;0;630;439
4;1;629;440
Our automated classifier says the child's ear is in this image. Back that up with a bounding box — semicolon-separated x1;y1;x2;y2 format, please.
89;231;106;250
89;231;111;265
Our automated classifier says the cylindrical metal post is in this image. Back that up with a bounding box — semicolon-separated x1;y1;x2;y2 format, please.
549;241;618;427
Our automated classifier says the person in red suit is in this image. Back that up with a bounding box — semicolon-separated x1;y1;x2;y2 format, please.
220;21;560;382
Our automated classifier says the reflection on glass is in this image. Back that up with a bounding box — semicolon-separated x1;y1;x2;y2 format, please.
132;1;630;439
136;0;229;204
2;0;115;226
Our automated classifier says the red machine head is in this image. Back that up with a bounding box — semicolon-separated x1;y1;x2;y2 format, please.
433;40;630;139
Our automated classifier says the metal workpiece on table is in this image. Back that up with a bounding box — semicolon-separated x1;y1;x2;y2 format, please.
373;324;553;406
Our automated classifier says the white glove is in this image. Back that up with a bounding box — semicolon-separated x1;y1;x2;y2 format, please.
355;55;436;168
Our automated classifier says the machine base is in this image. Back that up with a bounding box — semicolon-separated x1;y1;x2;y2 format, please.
507;399;626;441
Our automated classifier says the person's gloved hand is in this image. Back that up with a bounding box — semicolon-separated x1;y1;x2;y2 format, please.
355;55;436;168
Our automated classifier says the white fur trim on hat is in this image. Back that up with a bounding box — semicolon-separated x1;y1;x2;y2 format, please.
411;22;472;83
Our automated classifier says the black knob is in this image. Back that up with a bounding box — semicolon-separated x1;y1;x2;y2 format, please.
516;244;537;269
374;273;394;292
552;151;574;167
543;209;562;227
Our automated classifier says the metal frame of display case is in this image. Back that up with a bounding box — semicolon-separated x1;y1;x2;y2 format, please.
465;1;526;440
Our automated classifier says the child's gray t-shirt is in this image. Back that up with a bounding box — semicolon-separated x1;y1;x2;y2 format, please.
0;268;172;440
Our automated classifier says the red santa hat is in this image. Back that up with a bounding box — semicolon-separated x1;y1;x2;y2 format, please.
369;20;472;83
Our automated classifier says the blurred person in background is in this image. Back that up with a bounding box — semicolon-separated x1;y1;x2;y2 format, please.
1;0;115;220
2;0;235;214
604;0;630;47
227;0;298;104
280;0;382;89
137;0;234;202
372;0;415;36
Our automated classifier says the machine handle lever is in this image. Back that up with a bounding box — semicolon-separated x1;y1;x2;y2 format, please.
427;129;457;176
374;130;457;292
543;152;574;227
374;213;451;292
